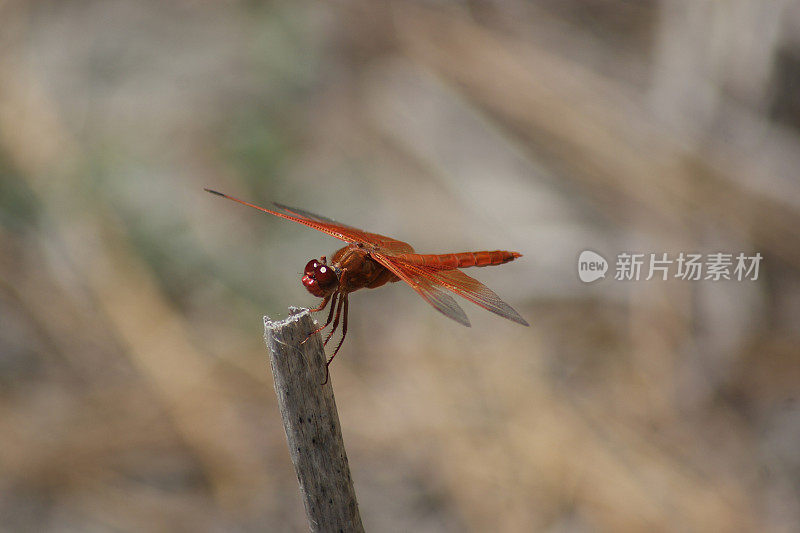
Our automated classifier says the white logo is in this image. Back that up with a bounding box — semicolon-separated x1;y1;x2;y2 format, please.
578;250;608;283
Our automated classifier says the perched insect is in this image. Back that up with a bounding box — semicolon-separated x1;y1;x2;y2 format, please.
205;189;528;382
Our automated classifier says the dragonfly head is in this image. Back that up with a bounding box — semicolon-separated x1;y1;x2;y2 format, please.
302;258;339;297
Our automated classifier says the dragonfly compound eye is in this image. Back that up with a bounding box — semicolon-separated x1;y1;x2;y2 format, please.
301;259;338;297
313;264;338;291
304;259;320;276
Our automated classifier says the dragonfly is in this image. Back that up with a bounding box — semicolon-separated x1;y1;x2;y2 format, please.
205;188;529;382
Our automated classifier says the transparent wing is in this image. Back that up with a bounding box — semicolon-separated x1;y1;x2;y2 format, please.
272;202;360;228
390;260;529;326
272;203;415;254
205;190;414;254
372;253;470;326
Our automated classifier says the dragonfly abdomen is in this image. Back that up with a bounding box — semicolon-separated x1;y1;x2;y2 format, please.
402;250;521;269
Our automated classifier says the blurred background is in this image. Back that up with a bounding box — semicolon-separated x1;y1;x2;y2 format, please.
1;1;799;531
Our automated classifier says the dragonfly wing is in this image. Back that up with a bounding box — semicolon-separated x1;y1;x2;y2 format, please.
273;202;358;228
372;253;470;326
206;190;414;253
398;261;529;326
368;238;414;254
271;203;415;253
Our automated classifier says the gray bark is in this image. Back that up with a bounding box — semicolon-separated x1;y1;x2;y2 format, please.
263;308;364;533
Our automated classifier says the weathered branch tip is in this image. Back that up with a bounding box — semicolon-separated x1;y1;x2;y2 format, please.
263;307;364;532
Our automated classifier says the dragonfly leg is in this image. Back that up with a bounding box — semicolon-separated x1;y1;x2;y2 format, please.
302;292;338;345
322;295;348;385
323;295;345;347
309;292;332;313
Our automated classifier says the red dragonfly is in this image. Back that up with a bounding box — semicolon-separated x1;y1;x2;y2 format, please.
206;189;528;381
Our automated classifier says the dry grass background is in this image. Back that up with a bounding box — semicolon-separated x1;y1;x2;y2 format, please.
1;1;799;531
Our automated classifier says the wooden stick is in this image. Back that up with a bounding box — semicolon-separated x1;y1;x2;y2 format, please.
263;308;364;533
